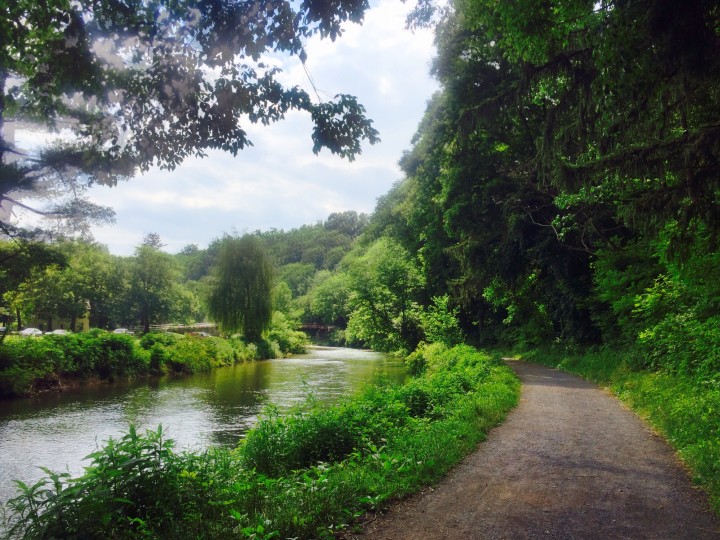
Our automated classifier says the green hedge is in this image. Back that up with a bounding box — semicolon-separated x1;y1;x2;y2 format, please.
0;332;144;396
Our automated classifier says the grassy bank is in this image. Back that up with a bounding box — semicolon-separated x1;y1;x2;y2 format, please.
0;327;308;398
4;344;519;538
519;346;720;515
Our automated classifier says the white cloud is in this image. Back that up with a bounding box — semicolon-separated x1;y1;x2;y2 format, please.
85;0;438;255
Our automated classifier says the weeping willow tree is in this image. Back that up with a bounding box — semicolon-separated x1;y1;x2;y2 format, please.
207;235;273;341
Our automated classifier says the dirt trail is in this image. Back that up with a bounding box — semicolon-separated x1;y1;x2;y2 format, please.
355;360;720;539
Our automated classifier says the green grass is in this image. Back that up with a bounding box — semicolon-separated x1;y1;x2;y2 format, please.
3;344;520;539
519;346;720;515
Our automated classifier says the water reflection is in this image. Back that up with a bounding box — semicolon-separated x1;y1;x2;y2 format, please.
0;347;404;505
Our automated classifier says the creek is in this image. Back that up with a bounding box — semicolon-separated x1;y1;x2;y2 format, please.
0;346;405;506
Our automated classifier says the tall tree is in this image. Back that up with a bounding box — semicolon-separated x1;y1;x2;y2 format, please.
345;237;423;351
0;240;66;332
207;235;273;341
390;0;720;355
128;240;177;333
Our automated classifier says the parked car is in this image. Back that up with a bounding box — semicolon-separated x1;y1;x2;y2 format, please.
112;328;133;335
46;329;70;335
20;327;43;336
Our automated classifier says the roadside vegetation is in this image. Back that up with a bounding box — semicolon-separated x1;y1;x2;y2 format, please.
4;344;519;539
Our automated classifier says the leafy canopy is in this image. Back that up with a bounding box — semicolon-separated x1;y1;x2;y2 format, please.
1;0;380;236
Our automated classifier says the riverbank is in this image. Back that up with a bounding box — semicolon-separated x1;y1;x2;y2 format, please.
3;343;520;538
0;328;308;398
518;346;720;516
0;347;405;512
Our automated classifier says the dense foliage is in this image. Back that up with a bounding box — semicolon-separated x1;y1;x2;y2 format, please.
313;0;720;382
0;329;307;398
4;345;519;538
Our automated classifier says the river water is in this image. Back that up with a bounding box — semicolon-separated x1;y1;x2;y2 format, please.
0;347;405;506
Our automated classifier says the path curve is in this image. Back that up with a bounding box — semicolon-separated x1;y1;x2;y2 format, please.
355;360;720;539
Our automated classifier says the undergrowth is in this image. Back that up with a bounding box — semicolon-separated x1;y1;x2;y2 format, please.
3;343;519;539
519;346;720;516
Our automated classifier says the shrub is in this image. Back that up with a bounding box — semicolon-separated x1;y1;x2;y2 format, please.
241;405;360;477
163;337;213;373
267;312;309;354
404;343;428;376
420;295;464;347
139;332;182;350
227;338;258;362
93;333;144;379
149;343;171;374
0;337;65;396
638;314;720;381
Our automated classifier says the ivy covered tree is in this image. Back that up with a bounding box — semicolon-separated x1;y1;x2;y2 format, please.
1;0;380;237
207;234;273;341
380;0;719;368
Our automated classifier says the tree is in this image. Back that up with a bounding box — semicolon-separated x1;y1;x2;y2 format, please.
1;0;380;237
345;238;423;351
324;211;369;238
128;241;178;333
308;270;352;327
207;235;273;341
380;0;719;357
0;240;66;332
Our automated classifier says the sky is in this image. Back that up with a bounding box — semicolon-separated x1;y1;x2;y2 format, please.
76;1;439;256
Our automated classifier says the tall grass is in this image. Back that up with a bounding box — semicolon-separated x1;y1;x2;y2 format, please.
521;346;720;515
4;344;519;539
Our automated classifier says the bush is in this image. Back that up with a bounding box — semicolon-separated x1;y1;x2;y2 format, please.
638;314;720;381
139;331;182;350
420;295;464;347
163;337;214;373
0;365;40;397
93;333;145;379
149;344;171;374
227;338;258;362
266;312;309;354
404;343;428;376
241;405;360;477
0;337;65;396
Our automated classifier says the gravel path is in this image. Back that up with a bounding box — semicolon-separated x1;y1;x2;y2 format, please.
355;360;720;539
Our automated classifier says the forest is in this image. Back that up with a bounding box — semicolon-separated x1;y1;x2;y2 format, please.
1;0;719;537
